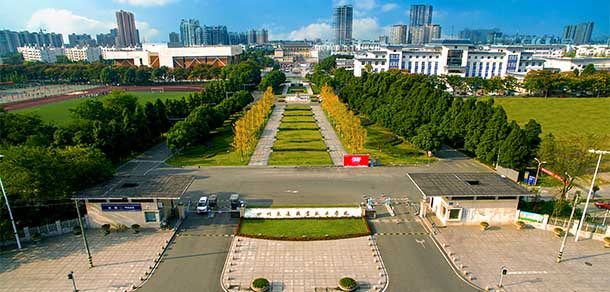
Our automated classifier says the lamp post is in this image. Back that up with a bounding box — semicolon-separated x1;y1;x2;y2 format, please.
557;193;579;263
0;154;21;250
67;271;77;292
575;149;610;242
534;158;546;186
74;200;93;268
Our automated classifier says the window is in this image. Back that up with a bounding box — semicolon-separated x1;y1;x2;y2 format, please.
144;212;157;222
448;208;462;220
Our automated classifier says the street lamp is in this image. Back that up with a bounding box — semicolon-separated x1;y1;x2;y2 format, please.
533;158;546;186
67;271;77;292
557;192;580;263
575;149;610;242
0;154;22;250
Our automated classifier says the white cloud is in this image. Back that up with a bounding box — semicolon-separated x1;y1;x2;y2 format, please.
27;9;114;41
135;21;159;42
353;17;383;40
113;0;174;7
355;0;376;11
286;22;333;40
26;8;160;43
381;3;399;12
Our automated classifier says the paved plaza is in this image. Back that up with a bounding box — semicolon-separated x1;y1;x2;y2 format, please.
0;229;172;292
222;236;387;292
436;226;610;292
249;104;286;166
311;105;347;166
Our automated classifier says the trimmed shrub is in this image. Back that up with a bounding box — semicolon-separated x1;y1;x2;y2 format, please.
31;232;42;242
131;224;141;234
251;278;270;292
72;226;82;235
603;237;610;248
480;221;489;231
339;277;358;291
515;221;526;230
553;227;564;237
101;224;111;235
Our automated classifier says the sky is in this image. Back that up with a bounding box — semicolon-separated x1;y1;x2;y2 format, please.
0;0;608;43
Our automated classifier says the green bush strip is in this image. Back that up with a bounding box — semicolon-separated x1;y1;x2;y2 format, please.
237;218;371;241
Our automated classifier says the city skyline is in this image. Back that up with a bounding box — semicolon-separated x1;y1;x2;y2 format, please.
0;0;608;43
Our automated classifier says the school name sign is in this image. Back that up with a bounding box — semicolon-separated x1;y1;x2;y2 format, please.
244;207;363;219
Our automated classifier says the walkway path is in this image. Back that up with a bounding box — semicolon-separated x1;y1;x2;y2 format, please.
311;105;346;166
248;104;286;166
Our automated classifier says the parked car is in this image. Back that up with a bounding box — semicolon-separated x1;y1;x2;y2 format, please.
594;201;610;210
196;196;209;214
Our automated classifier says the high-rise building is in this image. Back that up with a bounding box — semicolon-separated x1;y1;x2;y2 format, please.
459;28;501;44
408;4;440;45
115;10;139;47
68;33;96;47
574;22;594;45
563;22;594;44
389;25;408;44
257;29;269;44
0;30;21;55
180;19;200;46
333;5;353;45
205;26;229;45
169;32;180;43
247;29;257;44
378;35;389;44
96;29;117;47
409;5;432;27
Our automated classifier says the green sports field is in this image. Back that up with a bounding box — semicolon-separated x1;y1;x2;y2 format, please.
489;97;610;147
16;91;194;126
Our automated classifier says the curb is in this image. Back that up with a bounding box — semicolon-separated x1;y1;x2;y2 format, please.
369;235;390;291
132;217;186;290
417;216;486;292
220;236;238;291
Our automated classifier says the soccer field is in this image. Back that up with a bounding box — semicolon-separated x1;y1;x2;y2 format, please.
16;91;193;125
491;97;610;141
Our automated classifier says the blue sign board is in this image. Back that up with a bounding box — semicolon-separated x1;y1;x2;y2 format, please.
101;203;142;212
528;176;536;186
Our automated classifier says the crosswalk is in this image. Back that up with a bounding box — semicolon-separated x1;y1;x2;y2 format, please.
374;232;428;236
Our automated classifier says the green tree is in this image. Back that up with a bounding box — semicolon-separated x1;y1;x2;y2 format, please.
410;124;442;151
581;64;596;76
498;122;530;170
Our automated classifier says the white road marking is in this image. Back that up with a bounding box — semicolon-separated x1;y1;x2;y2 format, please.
415;239;426;248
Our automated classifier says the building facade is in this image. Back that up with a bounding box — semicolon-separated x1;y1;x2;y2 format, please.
407;4;441;45
409;4;432;27
64;47;102;63
333;5;353;45
115;10;139;48
68;33;96;47
96;29;117;47
0;30;64;55
102;43;243;69
17;46;65;63
563;22;594;44
352;40;610;78
389;25;407;44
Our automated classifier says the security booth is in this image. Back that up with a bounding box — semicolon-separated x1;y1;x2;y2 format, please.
75;175;194;229
229;194;243;218
408;173;531;226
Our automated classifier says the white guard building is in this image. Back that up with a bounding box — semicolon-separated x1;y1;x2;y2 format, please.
408;172;532;226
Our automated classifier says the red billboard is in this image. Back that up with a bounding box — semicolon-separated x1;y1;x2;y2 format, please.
344;154;370;167
540;167;567;184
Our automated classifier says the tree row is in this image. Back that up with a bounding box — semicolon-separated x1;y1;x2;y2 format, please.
232;87;276;161
320;84;366;153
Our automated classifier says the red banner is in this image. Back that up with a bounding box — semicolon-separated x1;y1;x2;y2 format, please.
540;167;567;183
344;154;370;167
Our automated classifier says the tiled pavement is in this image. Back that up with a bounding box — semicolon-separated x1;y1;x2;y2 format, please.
311;105;346;166
436;225;610;292
223;236;387;292
249;104;286;166
0;229;172;292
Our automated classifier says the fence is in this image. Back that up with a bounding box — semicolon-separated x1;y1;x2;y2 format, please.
516;209;610;241
1;216;89;247
548;216;608;235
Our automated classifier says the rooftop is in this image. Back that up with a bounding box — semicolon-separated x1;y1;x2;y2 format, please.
76;175;194;200
408;172;531;198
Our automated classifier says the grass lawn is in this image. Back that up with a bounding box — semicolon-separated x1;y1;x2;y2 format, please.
269;105;331;166
238;218;369;238
360;119;431;165
287;86;307;94
488;97;610;143
16;91;193;126
166;112;248;166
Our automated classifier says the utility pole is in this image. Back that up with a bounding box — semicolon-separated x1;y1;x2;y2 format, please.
557;193;579;263
575;149;609;241
67;271;77;292
534;158;546;186
74;200;93;268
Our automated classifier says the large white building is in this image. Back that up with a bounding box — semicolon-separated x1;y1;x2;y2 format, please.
353;40;610;78
102;43;243;68
64;47;102;63
17;46;65;63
